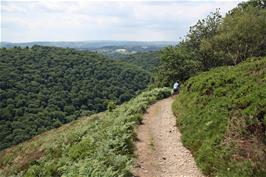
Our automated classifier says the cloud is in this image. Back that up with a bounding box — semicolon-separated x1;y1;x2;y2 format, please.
1;1;242;42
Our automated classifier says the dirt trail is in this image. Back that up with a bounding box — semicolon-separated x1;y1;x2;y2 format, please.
133;97;204;177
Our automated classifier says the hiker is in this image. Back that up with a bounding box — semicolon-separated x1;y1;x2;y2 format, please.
173;81;179;95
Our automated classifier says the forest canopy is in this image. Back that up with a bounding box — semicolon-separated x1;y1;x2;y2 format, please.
0;46;151;150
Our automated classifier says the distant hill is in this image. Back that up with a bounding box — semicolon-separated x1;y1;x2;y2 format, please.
0;41;175;52
173;57;266;176
0;45;151;150
0;41;172;74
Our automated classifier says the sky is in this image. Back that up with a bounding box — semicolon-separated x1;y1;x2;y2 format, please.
1;0;243;42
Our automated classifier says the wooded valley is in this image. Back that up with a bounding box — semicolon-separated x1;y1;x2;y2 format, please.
0;46;151;150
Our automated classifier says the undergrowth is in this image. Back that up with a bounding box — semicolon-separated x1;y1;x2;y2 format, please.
0;87;171;177
173;57;266;177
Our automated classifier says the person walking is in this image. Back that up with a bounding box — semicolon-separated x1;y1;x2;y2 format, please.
173;81;179;95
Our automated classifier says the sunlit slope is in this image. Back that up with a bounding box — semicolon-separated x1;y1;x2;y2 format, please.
173;57;266;177
0;88;171;177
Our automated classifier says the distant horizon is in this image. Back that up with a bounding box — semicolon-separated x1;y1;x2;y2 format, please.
1;40;177;43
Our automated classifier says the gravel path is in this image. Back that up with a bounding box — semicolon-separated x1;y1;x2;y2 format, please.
133;97;204;177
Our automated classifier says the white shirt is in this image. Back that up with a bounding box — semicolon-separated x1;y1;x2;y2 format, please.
173;82;179;89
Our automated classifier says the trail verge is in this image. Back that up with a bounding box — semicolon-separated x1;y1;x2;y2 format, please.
133;97;204;177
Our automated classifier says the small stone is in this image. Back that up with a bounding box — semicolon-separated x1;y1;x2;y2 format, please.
144;170;148;173
135;163;141;168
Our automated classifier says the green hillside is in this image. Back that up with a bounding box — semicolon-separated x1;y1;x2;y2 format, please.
105;51;160;72
0;46;151;150
1;1;265;176
173;57;266;176
0;88;171;176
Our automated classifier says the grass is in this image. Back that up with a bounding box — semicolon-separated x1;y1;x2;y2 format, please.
172;57;266;177
0;87;171;177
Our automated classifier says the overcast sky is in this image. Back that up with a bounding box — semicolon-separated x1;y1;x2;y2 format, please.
1;0;243;42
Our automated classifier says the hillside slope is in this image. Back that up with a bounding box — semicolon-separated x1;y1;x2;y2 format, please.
0;88;171;177
173;57;266;176
0;46;151;150
104;51;160;72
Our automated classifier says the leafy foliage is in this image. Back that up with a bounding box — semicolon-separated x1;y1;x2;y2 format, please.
0;46;151;150
200;5;266;65
104;51;160;72
0;88;171;177
154;46;201;87
234;0;266;10
173;58;266;177
154;0;266;86
185;9;222;67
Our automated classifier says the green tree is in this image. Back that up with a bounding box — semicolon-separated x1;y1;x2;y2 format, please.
154;46;201;87
200;6;266;65
234;0;266;10
184;9;222;70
